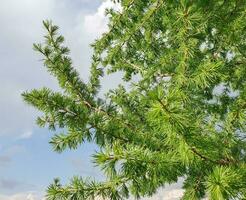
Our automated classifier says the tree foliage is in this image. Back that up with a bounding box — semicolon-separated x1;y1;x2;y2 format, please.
22;0;246;199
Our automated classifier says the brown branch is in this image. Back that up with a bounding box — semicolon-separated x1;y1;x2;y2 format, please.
190;147;217;164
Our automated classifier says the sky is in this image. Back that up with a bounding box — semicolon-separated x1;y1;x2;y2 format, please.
0;0;184;199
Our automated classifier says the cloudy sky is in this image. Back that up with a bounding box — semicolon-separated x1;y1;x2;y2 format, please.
0;0;183;199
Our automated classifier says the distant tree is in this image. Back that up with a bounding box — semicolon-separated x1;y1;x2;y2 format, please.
22;0;246;199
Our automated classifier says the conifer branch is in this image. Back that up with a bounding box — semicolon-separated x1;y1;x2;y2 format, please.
24;1;246;199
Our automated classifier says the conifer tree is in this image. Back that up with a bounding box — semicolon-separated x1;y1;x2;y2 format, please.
22;0;246;199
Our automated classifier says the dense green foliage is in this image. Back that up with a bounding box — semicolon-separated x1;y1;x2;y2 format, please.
22;0;246;199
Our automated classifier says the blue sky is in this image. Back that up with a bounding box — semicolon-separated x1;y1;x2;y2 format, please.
0;1;183;199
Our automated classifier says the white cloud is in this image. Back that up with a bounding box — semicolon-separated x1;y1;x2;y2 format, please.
0;191;44;200
162;189;184;200
0;189;184;200
83;0;122;39
139;188;184;200
19;131;33;139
